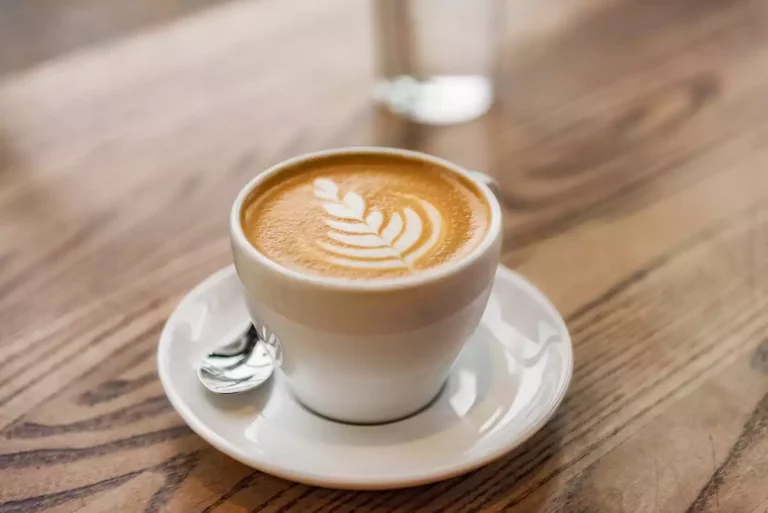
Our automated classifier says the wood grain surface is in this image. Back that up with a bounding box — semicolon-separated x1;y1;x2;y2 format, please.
2;0;768;511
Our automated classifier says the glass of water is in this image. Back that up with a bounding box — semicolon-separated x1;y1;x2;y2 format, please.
373;0;501;125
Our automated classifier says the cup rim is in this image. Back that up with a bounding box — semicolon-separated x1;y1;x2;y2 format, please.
230;146;502;292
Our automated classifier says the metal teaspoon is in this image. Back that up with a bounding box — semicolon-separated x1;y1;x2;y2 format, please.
197;323;282;394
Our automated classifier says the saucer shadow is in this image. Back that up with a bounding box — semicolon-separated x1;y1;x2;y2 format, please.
342;419;563;510
193;418;563;510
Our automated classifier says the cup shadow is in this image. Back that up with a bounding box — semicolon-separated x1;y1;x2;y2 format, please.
289;331;505;448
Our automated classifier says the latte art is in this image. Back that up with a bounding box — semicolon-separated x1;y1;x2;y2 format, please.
313;178;441;270
241;152;490;280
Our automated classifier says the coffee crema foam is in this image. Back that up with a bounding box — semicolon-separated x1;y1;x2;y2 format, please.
241;153;491;279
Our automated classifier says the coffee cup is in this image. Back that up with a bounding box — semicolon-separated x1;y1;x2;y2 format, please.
230;147;502;423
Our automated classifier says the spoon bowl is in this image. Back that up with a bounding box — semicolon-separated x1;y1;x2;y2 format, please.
198;324;281;394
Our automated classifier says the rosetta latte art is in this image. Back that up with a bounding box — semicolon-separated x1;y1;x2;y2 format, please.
313;178;442;270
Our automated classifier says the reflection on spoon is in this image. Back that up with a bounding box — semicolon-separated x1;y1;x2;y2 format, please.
198;324;282;394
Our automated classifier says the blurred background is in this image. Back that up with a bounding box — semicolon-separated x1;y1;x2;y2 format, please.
0;0;735;313
0;0;753;346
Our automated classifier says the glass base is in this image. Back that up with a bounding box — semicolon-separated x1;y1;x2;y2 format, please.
375;74;493;125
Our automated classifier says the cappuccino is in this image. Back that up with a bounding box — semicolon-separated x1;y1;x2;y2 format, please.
241;153;490;280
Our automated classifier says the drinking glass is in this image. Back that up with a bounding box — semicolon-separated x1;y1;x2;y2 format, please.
373;0;501;125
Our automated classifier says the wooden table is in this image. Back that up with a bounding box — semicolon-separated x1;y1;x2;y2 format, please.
2;0;768;510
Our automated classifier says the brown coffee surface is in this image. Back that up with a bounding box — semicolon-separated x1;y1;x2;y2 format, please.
241;153;491;280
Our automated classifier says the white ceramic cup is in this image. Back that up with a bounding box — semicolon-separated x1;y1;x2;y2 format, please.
230;147;502;423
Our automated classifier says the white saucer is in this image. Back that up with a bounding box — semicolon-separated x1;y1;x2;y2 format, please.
157;265;573;489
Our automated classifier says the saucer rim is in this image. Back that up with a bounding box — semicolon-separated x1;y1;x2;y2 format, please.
157;265;573;490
